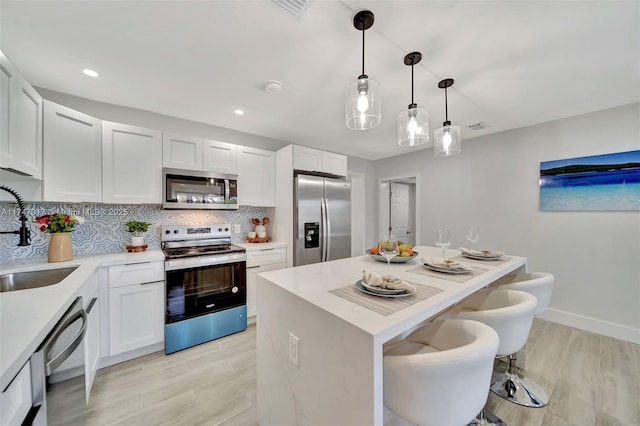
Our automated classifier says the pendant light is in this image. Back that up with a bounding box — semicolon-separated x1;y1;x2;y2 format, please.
345;10;381;130
433;79;462;156
398;52;428;147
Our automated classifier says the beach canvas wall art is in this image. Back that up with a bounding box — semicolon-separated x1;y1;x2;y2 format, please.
539;150;640;211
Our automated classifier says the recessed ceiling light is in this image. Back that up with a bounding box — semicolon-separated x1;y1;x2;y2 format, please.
83;69;99;77
234;109;245;115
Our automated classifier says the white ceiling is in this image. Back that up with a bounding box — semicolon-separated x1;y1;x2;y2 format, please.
1;1;638;160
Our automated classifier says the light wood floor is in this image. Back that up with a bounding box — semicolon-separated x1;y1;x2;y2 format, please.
88;319;640;425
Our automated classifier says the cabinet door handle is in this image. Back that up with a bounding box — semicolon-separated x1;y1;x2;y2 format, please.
258;248;275;252
124;261;151;266
86;297;98;314
139;281;159;285
247;266;261;269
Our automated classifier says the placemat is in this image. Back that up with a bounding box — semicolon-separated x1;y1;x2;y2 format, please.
452;255;512;266
329;281;443;316
406;264;489;283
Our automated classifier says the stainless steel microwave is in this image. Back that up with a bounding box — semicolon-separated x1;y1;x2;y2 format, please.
162;168;238;210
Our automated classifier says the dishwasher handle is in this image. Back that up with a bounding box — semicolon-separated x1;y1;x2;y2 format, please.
43;308;88;376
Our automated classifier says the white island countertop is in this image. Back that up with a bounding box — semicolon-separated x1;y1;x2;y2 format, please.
0;250;164;390
256;246;526;426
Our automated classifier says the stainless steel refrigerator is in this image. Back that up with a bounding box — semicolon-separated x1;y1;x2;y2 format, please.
294;173;351;266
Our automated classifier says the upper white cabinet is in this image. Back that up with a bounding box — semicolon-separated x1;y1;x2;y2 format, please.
43;101;102;202
203;140;237;174
0;51;43;179
237;145;275;206
162;133;202;170
163;134;237;174
293;145;348;177
102;121;162;204
322;151;348;176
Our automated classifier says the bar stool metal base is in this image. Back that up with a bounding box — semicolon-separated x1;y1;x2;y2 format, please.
468;409;506;426
490;354;549;407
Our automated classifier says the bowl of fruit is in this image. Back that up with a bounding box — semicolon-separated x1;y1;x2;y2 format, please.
366;242;418;263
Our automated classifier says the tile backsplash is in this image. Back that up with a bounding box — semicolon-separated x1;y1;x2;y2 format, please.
0;203;267;262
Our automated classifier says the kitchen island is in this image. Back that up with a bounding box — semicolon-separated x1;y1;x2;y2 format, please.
256;246;526;425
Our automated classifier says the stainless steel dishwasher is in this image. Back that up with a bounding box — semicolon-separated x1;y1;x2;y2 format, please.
25;297;88;425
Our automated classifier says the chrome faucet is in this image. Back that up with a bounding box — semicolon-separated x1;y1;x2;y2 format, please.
0;185;31;246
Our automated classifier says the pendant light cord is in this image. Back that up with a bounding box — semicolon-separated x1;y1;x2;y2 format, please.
361;19;365;76
444;85;449;122
411;63;415;105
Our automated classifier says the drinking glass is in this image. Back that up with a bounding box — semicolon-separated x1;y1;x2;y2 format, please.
435;229;451;258
466;227;480;246
378;239;399;277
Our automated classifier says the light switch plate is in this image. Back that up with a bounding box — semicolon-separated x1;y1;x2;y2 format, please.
233;224;241;233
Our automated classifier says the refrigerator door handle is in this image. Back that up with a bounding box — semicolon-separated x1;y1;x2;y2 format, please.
325;197;331;261
320;197;327;262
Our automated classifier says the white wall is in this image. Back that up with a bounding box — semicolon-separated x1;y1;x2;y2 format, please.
374;103;640;342
347;156;378;249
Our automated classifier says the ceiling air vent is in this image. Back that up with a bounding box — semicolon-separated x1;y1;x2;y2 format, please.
467;121;491;131
271;0;312;19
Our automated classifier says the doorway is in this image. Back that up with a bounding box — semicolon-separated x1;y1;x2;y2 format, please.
378;176;419;246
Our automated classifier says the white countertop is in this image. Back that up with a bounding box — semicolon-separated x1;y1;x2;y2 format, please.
258;246;527;343
0;249;164;390
233;241;287;251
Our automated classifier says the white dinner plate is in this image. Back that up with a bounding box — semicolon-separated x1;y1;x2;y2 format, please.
460;252;503;260
360;278;407;295
355;280;416;298
423;264;472;275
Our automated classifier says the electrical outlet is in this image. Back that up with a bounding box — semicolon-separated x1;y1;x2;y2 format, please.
233;224;241;233
289;332;299;366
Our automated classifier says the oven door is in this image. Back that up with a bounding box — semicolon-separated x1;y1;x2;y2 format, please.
165;257;246;324
163;167;238;210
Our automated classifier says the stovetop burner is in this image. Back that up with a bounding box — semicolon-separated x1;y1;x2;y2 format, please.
161;224;245;260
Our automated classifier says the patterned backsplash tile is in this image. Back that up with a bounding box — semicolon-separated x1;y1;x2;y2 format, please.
0;203;267;262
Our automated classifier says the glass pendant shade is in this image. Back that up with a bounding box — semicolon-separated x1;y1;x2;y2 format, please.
433;124;462;156
345;76;381;130
397;107;429;147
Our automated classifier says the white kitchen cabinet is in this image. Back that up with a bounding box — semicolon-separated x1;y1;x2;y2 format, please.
84;278;100;403
102;121;162;204
237;145;276;206
108;262;164;356
246;247;287;317
0;360;31;426
203;139;237;174
322;151;348;176
43;101;102;202
0;51;43;179
293;145;322;172
292;145;348;177
163;133;202;170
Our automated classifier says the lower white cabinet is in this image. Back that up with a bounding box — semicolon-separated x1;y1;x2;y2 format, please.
107;262;164;356
246;248;286;317
84;280;100;402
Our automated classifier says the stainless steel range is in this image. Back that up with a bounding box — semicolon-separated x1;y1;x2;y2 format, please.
162;224;247;354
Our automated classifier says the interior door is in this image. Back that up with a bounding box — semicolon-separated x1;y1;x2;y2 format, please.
325;178;351;261
390;182;410;243
294;175;324;266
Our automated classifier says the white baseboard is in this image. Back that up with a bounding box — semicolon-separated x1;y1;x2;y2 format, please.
539;308;640;344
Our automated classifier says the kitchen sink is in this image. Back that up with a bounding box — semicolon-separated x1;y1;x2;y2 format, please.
0;267;78;293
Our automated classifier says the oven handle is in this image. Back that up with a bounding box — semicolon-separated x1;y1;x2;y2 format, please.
165;252;247;271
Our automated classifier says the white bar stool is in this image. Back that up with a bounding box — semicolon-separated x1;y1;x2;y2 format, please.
490;272;555;407
383;319;499;426
438;289;548;408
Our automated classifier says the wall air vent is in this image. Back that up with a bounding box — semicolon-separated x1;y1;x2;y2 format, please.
271;0;312;19
467;121;491;131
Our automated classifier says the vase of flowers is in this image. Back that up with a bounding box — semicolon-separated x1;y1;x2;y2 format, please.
125;220;152;248
35;213;84;263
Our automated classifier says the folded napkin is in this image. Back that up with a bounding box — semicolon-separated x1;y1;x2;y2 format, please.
459;247;504;257
422;257;470;270
361;270;404;290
